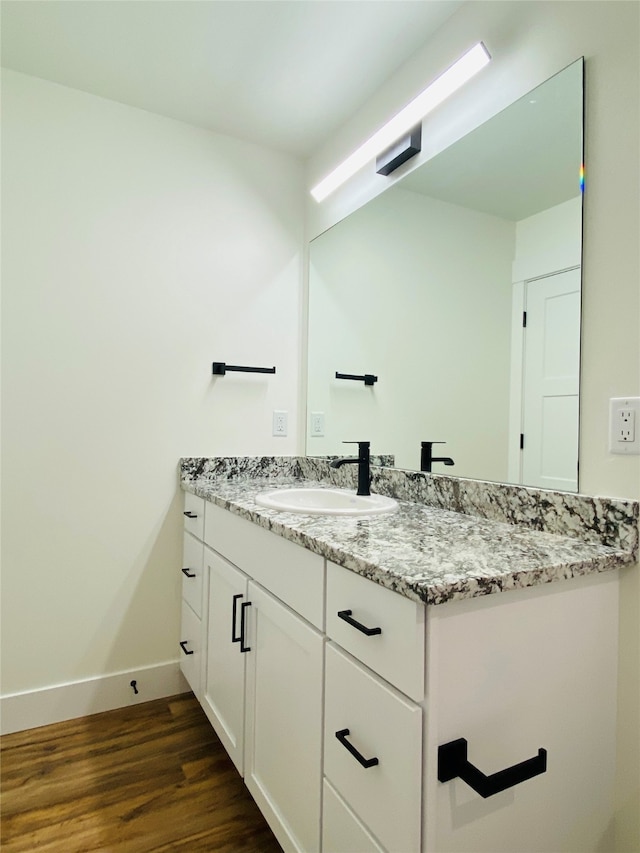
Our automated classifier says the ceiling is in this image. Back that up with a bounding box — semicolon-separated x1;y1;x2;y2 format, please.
0;0;463;159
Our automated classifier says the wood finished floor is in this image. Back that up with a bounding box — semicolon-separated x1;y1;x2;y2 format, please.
1;692;282;852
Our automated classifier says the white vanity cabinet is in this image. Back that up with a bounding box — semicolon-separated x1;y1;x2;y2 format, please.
203;503;325;853
181;492;620;853
179;494;205;698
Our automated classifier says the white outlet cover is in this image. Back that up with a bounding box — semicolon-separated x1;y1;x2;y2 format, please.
272;410;288;437
310;411;325;437
609;397;640;454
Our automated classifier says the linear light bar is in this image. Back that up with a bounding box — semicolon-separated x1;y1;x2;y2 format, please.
310;42;491;202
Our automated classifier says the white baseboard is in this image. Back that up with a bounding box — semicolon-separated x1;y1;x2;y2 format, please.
1;660;190;734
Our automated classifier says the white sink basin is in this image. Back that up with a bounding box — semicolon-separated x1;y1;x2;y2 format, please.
255;488;397;517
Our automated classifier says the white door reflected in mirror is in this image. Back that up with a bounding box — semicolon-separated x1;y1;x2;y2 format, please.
520;268;580;491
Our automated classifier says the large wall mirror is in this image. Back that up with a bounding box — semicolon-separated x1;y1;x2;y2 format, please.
307;58;584;491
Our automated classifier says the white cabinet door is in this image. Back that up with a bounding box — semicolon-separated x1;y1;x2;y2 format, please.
201;546;249;775
244;581;324;853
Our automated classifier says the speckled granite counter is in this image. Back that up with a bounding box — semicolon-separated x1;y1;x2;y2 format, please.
180;457;638;605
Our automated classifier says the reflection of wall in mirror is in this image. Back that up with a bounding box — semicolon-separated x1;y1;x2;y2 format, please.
308;191;581;482
308;188;515;476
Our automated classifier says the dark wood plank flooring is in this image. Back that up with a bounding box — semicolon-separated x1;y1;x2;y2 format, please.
1;692;282;852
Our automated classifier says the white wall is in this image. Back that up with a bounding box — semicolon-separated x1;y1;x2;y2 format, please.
308;187;514;475
306;3;639;849
1;71;304;705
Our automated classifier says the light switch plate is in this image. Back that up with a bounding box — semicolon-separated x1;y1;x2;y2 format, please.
609;397;640;454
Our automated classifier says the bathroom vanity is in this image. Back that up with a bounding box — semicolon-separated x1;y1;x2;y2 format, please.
179;456;638;853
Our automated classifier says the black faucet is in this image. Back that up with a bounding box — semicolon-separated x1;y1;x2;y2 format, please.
421;441;455;473
330;441;371;496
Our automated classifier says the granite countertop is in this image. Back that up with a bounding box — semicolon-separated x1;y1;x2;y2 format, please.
180;460;637;605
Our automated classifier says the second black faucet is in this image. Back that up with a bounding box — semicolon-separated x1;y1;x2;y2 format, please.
421;441;455;473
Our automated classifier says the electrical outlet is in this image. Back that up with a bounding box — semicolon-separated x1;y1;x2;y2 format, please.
272;410;288;437
310;411;325;437
609;397;640;454
618;409;635;442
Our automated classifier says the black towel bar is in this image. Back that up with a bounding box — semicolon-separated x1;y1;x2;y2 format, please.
212;362;276;376
335;371;377;386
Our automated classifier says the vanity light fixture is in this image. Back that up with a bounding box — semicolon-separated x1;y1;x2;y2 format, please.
310;41;491;202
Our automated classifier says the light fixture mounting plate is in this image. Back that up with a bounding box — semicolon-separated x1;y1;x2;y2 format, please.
376;124;422;176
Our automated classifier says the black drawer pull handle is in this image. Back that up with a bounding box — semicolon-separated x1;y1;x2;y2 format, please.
181;567;196;578
438;738;547;799
337;609;382;636
183;511;198;519
240;601;251;653
179;641;194;656
336;729;379;768
232;594;243;643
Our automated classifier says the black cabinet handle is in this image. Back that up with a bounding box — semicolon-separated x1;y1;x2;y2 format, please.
232;594;243;643
181;567;196;578
240;601;251;653
335;729;379;768
438;738;547;799
179;641;194;656
183;511;198;519
337;609;382;636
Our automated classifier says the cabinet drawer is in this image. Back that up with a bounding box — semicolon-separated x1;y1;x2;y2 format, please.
324;643;422;853
179;599;202;697
204;502;324;629
322;779;384;853
182;532;204;617
183;493;204;540
326;561;425;701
